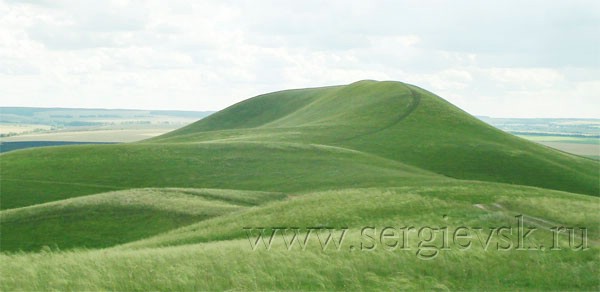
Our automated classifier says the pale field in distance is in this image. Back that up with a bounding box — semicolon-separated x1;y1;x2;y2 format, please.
0;124;52;135
0;107;212;142
518;135;600;158
536;141;599;158
0;128;175;143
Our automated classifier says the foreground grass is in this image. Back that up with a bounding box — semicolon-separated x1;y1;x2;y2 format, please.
1;184;597;290
1;239;597;291
124;182;600;249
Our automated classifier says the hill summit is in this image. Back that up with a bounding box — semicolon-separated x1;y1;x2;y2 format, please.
153;80;599;196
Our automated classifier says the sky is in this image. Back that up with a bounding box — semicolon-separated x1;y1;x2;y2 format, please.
0;0;598;118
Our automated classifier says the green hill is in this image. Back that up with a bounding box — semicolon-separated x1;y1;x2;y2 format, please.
1;80;598;290
153;80;599;196
0;141;438;210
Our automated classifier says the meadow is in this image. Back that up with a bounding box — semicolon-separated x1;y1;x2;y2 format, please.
1;80;598;290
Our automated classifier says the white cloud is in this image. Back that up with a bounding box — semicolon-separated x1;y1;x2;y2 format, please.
0;0;598;117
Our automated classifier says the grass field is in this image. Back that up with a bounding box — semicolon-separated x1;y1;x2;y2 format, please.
1;80;598;290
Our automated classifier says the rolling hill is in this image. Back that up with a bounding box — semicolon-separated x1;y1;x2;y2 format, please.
1;81;597;211
0;188;285;252
152;80;599;195
1;80;598;290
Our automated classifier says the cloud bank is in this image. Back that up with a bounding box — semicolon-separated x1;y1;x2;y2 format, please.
1;0;598;117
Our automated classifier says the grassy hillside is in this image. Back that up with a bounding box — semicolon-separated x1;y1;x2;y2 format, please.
152;80;599;196
124;181;600;249
0;188;284;252
1;80;598;290
0;141;437;210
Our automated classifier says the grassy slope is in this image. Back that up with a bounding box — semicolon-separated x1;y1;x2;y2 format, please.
342;84;599;196
0;188;285;252
124;181;600;249
152;80;599;196
0;141;437;210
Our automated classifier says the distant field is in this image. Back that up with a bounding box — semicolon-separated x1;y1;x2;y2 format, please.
518;135;599;144
537;142;598;158
0;107;213;125
0;128;175;143
517;135;599;158
479;116;600;137
0;107;214;145
0;124;52;135
0;107;213;140
0;141;118;153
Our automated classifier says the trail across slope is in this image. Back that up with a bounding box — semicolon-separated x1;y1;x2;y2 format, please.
336;82;421;142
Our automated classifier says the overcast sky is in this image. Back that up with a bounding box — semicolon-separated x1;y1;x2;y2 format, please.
1;0;598;118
